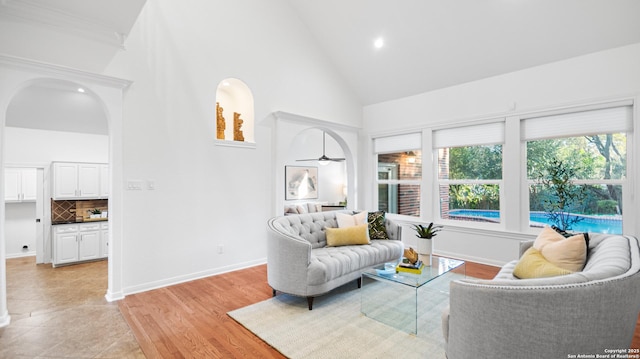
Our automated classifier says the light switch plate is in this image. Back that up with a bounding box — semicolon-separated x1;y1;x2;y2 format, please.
126;180;143;190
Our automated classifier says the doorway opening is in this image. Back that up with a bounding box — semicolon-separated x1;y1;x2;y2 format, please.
4;79;109;264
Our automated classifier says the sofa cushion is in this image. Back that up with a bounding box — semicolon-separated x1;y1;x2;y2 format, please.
368;211;389;239
326;224;370;247
278;213;339;249
307;240;403;285
513;247;573;279
581;233;632;281
533;226;587;272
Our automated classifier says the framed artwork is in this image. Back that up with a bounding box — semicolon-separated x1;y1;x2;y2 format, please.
285;166;318;200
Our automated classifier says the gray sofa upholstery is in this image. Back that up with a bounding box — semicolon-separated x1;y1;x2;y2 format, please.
267;211;403;310
442;233;640;359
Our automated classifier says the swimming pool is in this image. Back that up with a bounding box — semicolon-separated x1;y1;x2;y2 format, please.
448;209;622;234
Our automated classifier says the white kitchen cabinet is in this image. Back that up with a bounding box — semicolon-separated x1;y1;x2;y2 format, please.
52;162;106;199
99;164;109;198
100;222;109;258
79;222;101;261
53;222;106;266
4;168;36;202
53;224;80;265
78;164;100;198
53;163;79;198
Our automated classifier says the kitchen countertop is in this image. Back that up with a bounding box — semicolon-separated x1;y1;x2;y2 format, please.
52;218;108;225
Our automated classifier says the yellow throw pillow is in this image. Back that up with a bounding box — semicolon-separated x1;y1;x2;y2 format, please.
326;224;370;247
533;226;587;272
513;247;574;279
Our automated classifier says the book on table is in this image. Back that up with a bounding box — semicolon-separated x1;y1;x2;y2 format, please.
397;259;424;274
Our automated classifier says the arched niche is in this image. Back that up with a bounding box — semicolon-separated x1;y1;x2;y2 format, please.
215;78;254;145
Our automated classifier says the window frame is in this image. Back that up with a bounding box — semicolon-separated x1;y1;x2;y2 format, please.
432;120;506;230
434;149;505;230
522;131;630;235
375;151;423;218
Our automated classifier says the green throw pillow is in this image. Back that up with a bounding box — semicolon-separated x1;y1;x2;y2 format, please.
367;211;389;239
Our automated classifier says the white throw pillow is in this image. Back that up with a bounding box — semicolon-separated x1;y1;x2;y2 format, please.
336;211;367;228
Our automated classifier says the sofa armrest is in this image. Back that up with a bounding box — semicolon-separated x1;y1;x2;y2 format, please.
519;240;533;257
385;219;402;241
267;218;312;296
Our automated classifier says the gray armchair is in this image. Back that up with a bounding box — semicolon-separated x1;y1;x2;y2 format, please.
442;234;640;359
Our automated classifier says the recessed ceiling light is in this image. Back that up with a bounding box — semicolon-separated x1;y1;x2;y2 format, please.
374;37;384;49
77;88;85;93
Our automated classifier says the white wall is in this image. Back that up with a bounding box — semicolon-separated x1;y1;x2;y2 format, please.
364;43;640;132
363;43;640;266
4;127;108;164
103;0;362;294
4;202;35;258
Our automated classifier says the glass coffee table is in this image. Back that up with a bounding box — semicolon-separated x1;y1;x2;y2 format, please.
360;255;465;334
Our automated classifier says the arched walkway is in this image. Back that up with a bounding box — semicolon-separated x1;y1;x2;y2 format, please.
0;55;130;327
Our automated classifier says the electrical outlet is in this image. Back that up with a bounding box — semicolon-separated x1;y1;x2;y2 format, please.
217;245;224;254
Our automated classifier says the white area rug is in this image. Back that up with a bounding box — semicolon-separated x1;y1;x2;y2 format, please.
228;273;463;359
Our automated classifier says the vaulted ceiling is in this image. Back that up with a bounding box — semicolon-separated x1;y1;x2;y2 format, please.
287;0;640;105
3;0;640;134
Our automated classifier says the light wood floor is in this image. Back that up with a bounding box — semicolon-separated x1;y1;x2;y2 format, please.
120;261;640;358
119;265;280;358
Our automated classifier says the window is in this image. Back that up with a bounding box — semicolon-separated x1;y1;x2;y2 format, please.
523;105;632;234
434;122;504;224
377;151;421;216
374;133;422;217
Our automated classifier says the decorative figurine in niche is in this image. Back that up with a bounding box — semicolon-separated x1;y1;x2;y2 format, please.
233;112;245;142
216;102;226;140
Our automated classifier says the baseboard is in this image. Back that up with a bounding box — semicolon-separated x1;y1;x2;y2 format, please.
5;252;36;259
105;290;125;302
122;258;267;297
433;250;507;268
0;311;10;328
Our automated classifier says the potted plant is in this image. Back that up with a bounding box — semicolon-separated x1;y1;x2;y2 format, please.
88;208;102;219
411;222;443;255
534;159;586;231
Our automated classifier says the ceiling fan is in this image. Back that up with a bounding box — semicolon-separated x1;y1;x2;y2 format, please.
296;131;345;165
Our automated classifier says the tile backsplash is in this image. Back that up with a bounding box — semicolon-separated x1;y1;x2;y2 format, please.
51;199;108;223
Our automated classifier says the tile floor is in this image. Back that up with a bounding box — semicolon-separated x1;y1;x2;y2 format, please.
1;257;145;358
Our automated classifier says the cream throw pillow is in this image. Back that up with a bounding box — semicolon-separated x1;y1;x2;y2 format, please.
326;224;370;247
533;226;587;272
514;247;574;279
336;211;367;228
